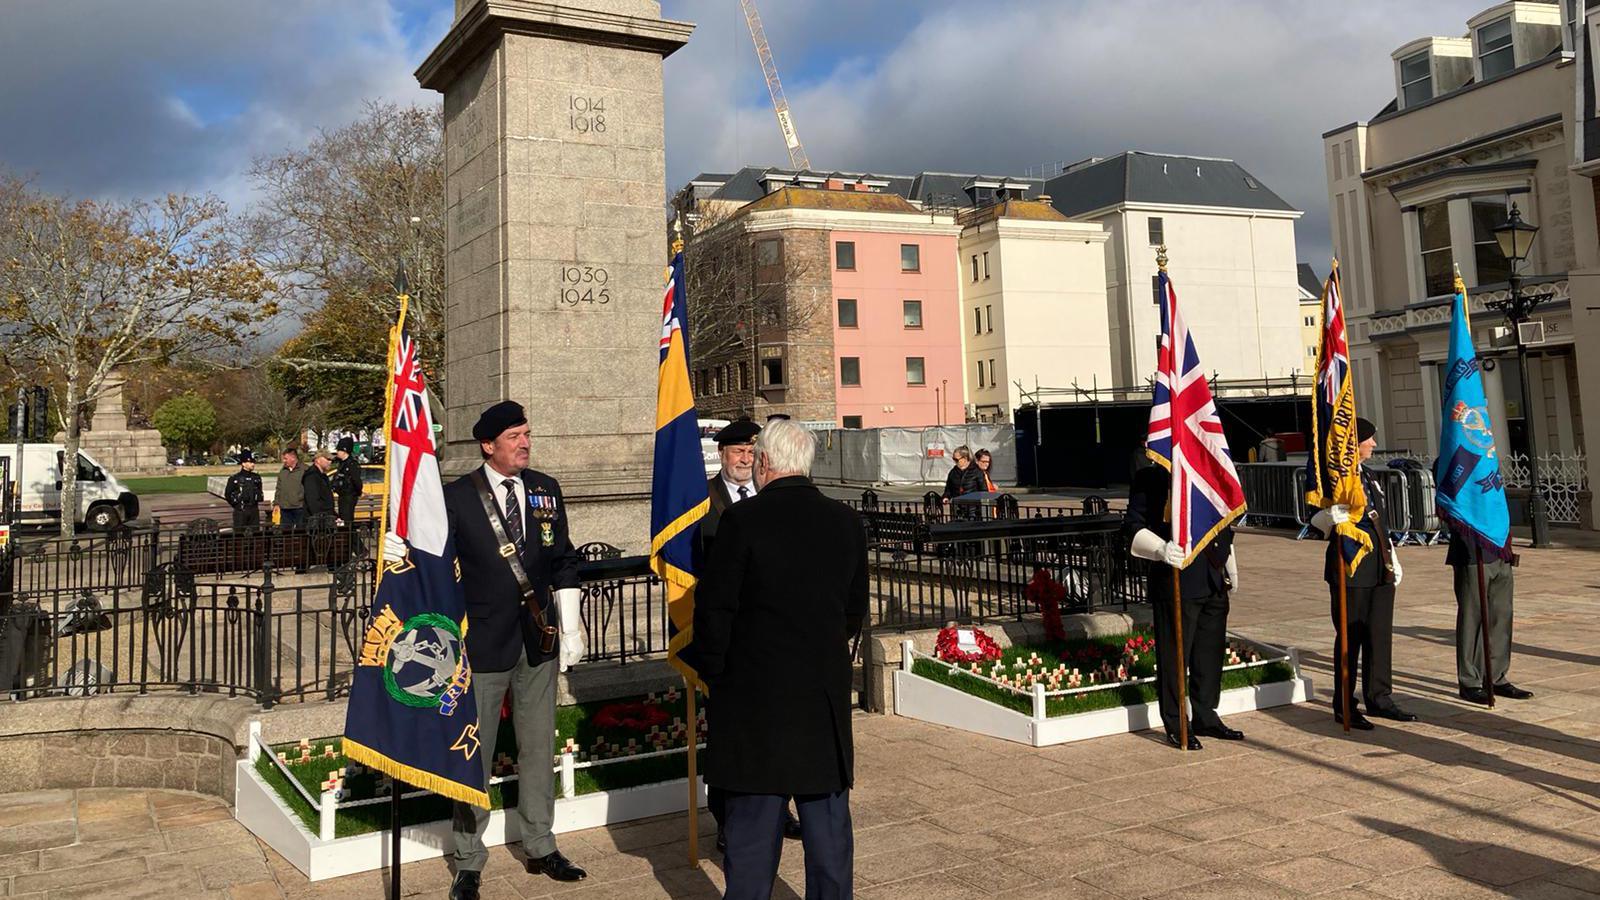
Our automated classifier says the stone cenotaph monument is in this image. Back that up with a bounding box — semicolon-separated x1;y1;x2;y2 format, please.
417;0;693;551
68;373;169;474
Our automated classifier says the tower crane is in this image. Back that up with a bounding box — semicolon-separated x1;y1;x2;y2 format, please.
739;0;811;171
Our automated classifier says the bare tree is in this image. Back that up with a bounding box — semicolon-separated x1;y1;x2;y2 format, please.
0;173;275;535
245;101;444;383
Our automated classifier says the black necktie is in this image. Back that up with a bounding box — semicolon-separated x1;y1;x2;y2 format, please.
737;485;749;501
503;479;524;549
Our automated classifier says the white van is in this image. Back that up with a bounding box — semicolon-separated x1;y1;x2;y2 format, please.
0;444;140;531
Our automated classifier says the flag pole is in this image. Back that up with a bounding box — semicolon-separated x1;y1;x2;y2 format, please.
686;679;700;865
1157;244;1189;752
381;262;410;900
1336;546;1351;733
1473;542;1495;708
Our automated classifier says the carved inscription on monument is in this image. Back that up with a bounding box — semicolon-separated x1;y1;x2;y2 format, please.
454;192;491;236
568;95;609;134
558;263;612;309
460;104;486;159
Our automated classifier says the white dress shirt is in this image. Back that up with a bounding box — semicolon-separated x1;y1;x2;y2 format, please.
721;474;756;504
481;462;526;522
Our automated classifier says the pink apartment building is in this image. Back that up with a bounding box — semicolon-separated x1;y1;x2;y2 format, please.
829;229;963;428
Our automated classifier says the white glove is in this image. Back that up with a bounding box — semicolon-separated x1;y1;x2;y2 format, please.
557;588;585;672
1310;504;1350;536
1225;547;1239;591
1130;529;1186;567
1391;552;1403;587
381;531;408;565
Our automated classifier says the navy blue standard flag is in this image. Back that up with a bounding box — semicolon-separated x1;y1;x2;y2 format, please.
342;293;489;808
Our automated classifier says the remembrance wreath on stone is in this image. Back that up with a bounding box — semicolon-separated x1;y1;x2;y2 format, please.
934;625;1003;664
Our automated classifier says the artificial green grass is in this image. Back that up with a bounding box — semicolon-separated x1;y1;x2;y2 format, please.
121;474;213;494
256;692;705;839
911;631;1294;718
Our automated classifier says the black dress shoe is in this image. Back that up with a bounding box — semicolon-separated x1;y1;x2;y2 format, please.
1335;711;1375;730
1494;683;1534;700
1193;722;1245;741
1367;704;1417;722
1458;686;1491;705
783;809;803;840
450;871;481;900
1165;731;1203;751
525;850;587;882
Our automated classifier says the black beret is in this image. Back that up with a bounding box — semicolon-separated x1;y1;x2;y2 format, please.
335;436;355;452
473;400;527;442
714;418;760;446
765;413;791;422
238;450;254;463
1356;417;1376;443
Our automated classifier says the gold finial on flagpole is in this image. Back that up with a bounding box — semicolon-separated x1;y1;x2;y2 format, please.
671;212;685;255
1156;244;1168;272
1452;262;1465;296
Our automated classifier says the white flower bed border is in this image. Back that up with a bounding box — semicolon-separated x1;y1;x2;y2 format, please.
893;633;1311;747
234;723;706;881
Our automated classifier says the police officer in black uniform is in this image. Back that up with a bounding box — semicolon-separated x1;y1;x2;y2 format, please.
1310;417;1415;729
223;450;264;530
1125;462;1242;750
332;436;363;524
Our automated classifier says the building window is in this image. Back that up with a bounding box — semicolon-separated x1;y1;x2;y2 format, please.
900;243;920;272
762;357;785;387
1304;315;1316;327
989;359;996;389
1471;196;1514;285
1417;201;1454;297
756;239;780;266
835;241;855;270
1477;16;1514;79
985;305;993;333
903;300;922;328
970;255;979;282
840;357;861;387
977;361;985;389
739;361;749;390
974;307;982;335
905;357;925;385
842;415;863;429
1147;217;1164;247
1399;50;1431;107
982;251;990;280
1152;274;1163;305
837;298;858;328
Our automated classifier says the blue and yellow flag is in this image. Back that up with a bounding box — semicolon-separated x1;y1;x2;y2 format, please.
1434;276;1512;559
1304;262;1372;575
342;288;488;808
651;249;710;692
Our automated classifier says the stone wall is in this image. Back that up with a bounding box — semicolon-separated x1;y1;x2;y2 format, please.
0;730;233;800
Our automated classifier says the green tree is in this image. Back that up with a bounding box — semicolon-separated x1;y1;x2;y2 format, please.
151;393;219;459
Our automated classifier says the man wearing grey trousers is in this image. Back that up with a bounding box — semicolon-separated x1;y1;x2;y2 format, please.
1448;531;1532;705
386;400;589;900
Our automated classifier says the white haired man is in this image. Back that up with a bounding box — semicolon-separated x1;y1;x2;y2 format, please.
687;419;868;899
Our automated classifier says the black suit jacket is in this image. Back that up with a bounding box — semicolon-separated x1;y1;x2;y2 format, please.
1123;464;1234;600
688;476;868;796
1323;469;1394;588
302;467;334;517
444;466;581;672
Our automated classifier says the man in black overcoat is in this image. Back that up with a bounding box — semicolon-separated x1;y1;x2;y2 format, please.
1124;461;1241;750
223;450;263;530
332;436;363;524
688;418;868;900
386;401;589;899
1310;417;1415;728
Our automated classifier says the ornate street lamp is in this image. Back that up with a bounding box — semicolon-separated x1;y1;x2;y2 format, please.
1484;202;1548;547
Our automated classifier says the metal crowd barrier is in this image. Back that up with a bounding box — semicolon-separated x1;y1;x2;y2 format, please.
1235;462;1446;544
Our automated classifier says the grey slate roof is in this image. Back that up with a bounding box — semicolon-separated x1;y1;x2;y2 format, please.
1298;263;1322;297
1042;152;1297;217
682;153;1296;218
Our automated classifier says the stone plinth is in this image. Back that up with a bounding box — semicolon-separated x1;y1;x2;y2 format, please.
71;374;168;474
418;1;693;553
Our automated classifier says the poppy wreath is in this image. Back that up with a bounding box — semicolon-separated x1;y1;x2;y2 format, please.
593;700;671;731
934;625;1002;664
1024;568;1067;643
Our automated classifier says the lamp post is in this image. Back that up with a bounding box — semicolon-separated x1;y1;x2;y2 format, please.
1485;202;1548;548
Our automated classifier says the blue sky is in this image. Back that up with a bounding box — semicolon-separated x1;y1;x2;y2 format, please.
0;1;1498;270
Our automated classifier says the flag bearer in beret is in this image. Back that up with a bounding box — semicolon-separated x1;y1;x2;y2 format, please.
382;400;589;898
1310;417;1415;729
332;436;363;525
223;450;264;530
698;417;804;853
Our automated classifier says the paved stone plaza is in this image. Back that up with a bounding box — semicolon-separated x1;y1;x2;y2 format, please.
1;529;1597;898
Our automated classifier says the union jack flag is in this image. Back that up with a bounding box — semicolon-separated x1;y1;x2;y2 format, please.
1145;268;1247;565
